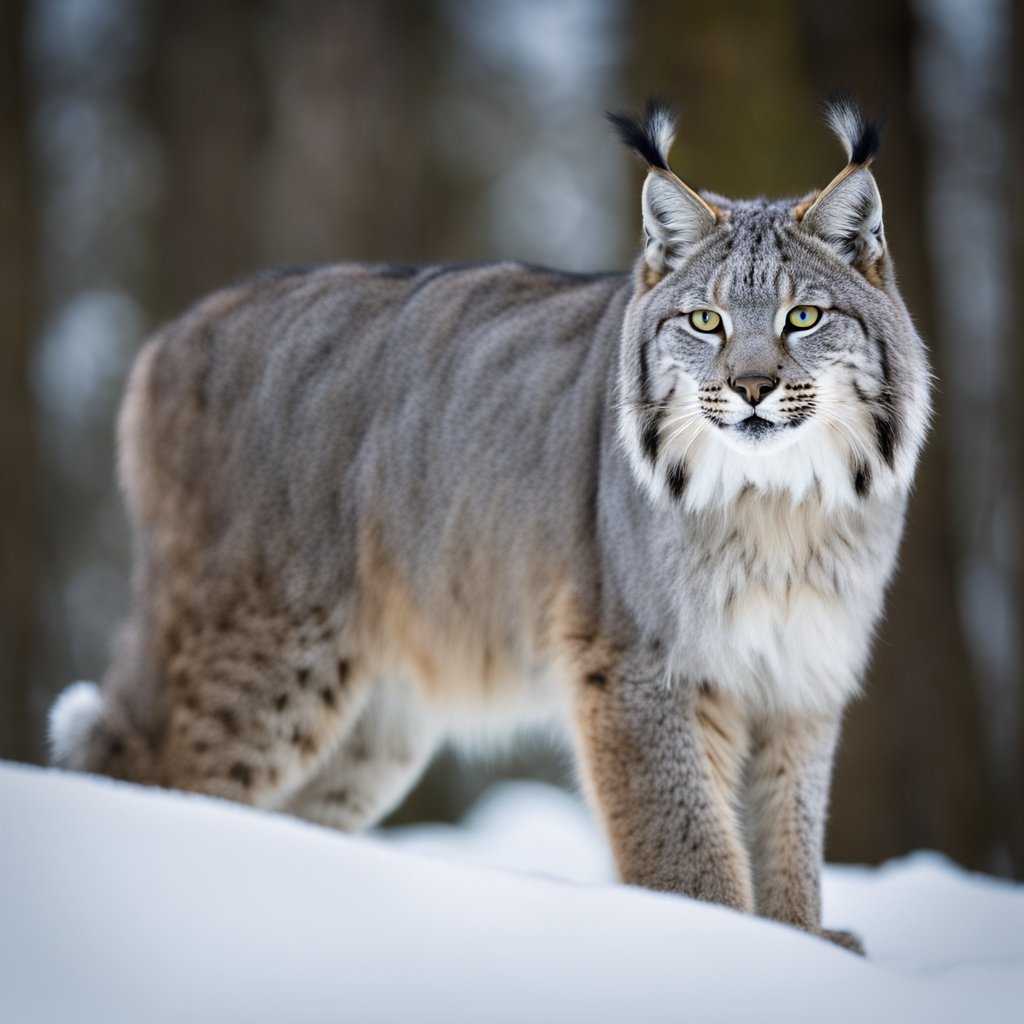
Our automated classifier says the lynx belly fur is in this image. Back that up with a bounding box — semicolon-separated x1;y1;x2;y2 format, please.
50;97;929;952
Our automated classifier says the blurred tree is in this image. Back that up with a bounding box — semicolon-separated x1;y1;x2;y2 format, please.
151;0;270;315
0;0;35;762
1012;0;1024;879
260;0;449;266
626;0;833;198
150;0;453;304
800;0;994;872
627;0;994;869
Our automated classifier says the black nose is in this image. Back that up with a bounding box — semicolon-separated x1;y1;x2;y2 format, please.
729;375;777;406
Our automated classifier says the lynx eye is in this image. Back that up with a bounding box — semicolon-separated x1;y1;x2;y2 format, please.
689;309;722;333
786;305;821;330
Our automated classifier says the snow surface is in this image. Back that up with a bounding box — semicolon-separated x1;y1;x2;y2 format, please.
2;761;1022;1023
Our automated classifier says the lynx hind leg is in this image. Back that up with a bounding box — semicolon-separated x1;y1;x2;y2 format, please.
155;601;375;809
285;686;437;832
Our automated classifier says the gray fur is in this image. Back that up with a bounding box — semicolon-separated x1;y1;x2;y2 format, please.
49;101;930;955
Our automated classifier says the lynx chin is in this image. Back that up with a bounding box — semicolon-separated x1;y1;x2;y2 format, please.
50;95;929;954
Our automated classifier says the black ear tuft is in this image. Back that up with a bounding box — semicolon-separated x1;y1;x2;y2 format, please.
823;89;888;166
606;97;677;171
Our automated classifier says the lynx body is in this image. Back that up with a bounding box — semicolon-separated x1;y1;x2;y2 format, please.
50;99;930;952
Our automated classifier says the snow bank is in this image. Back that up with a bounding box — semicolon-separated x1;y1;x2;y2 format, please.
1;762;1021;1023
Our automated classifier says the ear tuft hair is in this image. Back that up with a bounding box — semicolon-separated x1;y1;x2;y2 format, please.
824;90;886;166
607;97;677;171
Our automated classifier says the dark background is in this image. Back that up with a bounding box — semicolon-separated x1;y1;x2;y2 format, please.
2;0;1021;877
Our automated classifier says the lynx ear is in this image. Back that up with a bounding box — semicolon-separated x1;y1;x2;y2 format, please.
640;172;719;276
608;99;719;279
797;93;887;277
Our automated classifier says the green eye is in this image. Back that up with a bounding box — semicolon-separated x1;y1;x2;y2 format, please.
689;309;722;333
786;305;821;330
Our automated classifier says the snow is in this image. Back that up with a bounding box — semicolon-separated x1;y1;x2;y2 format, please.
2;761;1022;1023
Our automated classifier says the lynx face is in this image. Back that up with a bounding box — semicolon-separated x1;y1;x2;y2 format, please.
615;103;930;511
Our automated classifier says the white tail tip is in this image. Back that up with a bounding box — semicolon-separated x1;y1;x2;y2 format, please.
48;681;105;768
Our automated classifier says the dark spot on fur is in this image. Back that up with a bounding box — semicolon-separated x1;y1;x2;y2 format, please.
326;788;350;804
243;263;321;287
666;461;687;501
854;462;871;498
229;762;253;788
349;740;371;763
193;740;209;754
184;693;200;711
374;263;420;279
268;766;279;786
640;415;660;463
638;339;652;404
108;738;125;759
585;671;608;688
336;659;350;685
873;413;897;468
296;667;310;687
215;615;232;632
290;728;317;755
215;707;240;736
274;693;289;712
320;687;336;708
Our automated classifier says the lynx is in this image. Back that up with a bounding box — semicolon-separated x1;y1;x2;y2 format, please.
50;96;930;953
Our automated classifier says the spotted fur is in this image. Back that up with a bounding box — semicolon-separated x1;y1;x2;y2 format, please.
49;98;930;956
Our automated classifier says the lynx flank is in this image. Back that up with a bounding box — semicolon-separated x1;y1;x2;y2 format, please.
50;97;929;953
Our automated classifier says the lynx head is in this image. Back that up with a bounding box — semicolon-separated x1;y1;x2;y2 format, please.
611;95;930;511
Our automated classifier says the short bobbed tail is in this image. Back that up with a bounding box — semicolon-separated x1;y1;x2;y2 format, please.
48;681;154;782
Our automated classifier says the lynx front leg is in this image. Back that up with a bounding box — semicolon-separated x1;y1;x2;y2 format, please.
573;670;753;912
747;711;863;954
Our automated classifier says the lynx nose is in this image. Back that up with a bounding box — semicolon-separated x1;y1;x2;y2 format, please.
729;375;777;406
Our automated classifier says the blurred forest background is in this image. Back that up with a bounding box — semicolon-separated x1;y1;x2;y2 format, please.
1;0;1022;877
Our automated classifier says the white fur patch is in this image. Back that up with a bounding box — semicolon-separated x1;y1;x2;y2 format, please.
672;492;891;715
48;681;105;769
711;582;866;714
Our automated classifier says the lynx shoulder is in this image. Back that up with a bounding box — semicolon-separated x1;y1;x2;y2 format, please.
50;96;929;954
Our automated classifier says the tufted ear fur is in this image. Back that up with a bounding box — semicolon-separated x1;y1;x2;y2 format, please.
608;99;719;279
797;93;887;279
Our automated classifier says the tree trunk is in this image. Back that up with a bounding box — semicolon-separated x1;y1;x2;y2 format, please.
1011;0;1024;879
151;0;270;316
800;0;995;871
259;0;445;266
0;0;36;763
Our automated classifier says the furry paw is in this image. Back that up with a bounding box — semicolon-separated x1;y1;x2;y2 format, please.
818;927;865;956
